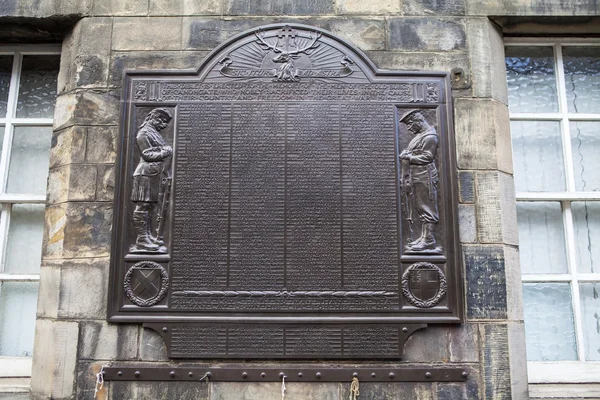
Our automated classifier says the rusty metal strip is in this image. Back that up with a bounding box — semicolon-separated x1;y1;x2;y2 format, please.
102;366;469;382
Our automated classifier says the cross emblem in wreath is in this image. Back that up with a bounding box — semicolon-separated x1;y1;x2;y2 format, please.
401;262;447;308
123;261;169;307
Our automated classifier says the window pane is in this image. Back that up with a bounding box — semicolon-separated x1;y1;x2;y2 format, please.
511;121;565;192
0;281;39;357
7;126;52;195
0;56;12;118
505;46;559;113
5;204;45;274
15;55;59;119
563;47;600;114
579;282;600;361
570;121;600;192
523;283;577;361
518;202;568;274
572;202;600;274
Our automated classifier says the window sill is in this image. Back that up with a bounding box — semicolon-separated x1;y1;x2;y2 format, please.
0;378;29;393
529;383;600;398
528;361;600;383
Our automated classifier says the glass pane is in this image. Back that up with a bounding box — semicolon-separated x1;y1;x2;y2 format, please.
0;281;39;357
0;56;12;118
7;126;52;195
5;204;45;274
572;202;600;274
511;121;565;192
15;55;60;119
571;121;600;192
518;202;568;274
505;46;559;113
523;283;577;361
579;282;600;361
563;47;600;114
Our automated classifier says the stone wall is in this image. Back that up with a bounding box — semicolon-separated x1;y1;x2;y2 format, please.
0;0;594;398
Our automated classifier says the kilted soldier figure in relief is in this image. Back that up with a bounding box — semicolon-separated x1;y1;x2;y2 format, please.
130;108;173;253
399;110;440;252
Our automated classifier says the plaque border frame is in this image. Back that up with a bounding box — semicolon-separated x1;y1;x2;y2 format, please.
107;23;464;326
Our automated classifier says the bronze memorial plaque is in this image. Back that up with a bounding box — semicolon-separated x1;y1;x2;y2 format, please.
108;23;463;359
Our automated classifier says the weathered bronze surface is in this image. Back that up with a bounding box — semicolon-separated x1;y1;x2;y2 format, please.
108;24;463;359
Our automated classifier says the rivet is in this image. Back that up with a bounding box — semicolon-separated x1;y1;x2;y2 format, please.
242;372;248;378
206;372;212;378
188;372;193;377
316;372;322;378
261;372;266;378
462;371;469;379
134;371;140;377
353;372;358;377
425;372;432;379
117;371;123;376
402;327;408;333
170;371;175;377
162;327;168;332
298;372;303;378
389;372;395;379
371;373;376;378
279;372;285;378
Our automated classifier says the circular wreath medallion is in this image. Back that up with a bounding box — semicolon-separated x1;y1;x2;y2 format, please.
123;261;169;307
401;262;447;308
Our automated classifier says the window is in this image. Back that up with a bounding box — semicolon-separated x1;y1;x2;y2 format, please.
505;40;600;383
0;46;60;379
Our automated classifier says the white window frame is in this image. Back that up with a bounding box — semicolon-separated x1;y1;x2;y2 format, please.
505;38;600;384
0;44;61;380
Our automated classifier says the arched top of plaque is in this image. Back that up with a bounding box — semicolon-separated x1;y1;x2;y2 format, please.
126;24;447;104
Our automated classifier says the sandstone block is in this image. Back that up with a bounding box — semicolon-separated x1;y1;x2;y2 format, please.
508;321;529;398
467;18;509;103
57;203;112;258
464;245;508;320
437;367;480;399
50;126;86;169
403;326;450;362
482;324;512;399
37;265;61;318
388;17;466;51
403;0;465;15
149;0;221;15
328;18;385;51
110;381;209;400
85;126;118;164
448;323;479;362
458;170;475;203
340;382;434;400
43;204;67;260
504;245;524;322
211;382;339;400
336;0;402;15
57;258;109;319
139;326;168;361
7;0;92;18
79;321;138;360
76;363;108;400
110;51;210;87
454;99;512;173
96;165;116;202
468;0;599;16
47;164;98;204
112;17;183;51
476;171;518;245
30;319;79;399
459;204;477;243
53;90;120;131
224;0;334;15
93;0;147;16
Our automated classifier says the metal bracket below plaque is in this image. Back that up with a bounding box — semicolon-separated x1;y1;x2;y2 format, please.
102;366;470;382
143;323;428;359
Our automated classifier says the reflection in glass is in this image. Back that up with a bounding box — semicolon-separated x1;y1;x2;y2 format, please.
523;283;577;361
0;56;12;118
579;283;600;361
16;55;60;119
518;202;568;274
505;46;559;113
563;47;600;114
0;282;39;357
572;202;600;274
7;126;52;195
570;121;600;192
511;121;565;192
5;204;45;275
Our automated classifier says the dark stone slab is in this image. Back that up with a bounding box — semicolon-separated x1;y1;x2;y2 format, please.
458;171;475;203
224;0;334;15
389;17;466;51
483;324;511;399
403;0;466;15
464;245;507;320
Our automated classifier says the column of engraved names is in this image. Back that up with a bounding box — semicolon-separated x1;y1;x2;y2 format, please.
228;103;286;290
341;104;399;295
171;103;231;297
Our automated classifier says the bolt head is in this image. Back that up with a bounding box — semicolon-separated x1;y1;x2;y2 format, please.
298;372;303;377
162;327;168;332
389;372;395;378
188;372;193;377
170;371;175;377
242;372;248;378
134;371;140;377
425;372;432;379
371;373;376;378
402;327;408;333
316;372;322;378
117;371;123;376
261;372;266;378
462;371;469;378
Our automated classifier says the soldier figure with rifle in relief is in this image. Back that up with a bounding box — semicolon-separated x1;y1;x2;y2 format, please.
130;107;173;253
399;109;441;253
